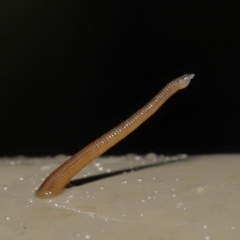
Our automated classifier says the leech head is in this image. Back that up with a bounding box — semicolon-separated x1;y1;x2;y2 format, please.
178;74;194;89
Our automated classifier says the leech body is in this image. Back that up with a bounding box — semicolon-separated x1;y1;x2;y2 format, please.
35;74;194;199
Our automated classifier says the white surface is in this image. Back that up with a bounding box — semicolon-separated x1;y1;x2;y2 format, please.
0;154;239;240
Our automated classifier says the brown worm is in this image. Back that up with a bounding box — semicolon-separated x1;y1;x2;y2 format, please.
35;74;194;199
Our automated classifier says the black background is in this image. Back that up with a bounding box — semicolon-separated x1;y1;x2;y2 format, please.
1;1;239;156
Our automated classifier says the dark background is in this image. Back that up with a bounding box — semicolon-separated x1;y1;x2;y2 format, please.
0;1;239;156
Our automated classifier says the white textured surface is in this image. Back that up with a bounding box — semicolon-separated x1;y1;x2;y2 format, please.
0;154;240;240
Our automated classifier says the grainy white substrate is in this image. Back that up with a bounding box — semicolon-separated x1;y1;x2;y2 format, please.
0;154;239;240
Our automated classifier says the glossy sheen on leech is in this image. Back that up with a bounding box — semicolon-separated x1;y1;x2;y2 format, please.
35;74;194;199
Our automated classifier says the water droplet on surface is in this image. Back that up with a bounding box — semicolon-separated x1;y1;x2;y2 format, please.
158;181;167;185
176;202;184;209
134;155;141;161
100;187;104;190
121;180;127;184
177;153;188;159
137;178;142;182
145;153;158;162
40;165;51;170
94;162;101;167
85;234;91;239
163;156;170;163
196;186;205;194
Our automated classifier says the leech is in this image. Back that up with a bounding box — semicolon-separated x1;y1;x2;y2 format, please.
35;74;194;199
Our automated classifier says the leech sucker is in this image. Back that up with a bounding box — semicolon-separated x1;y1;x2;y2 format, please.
35;74;194;198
